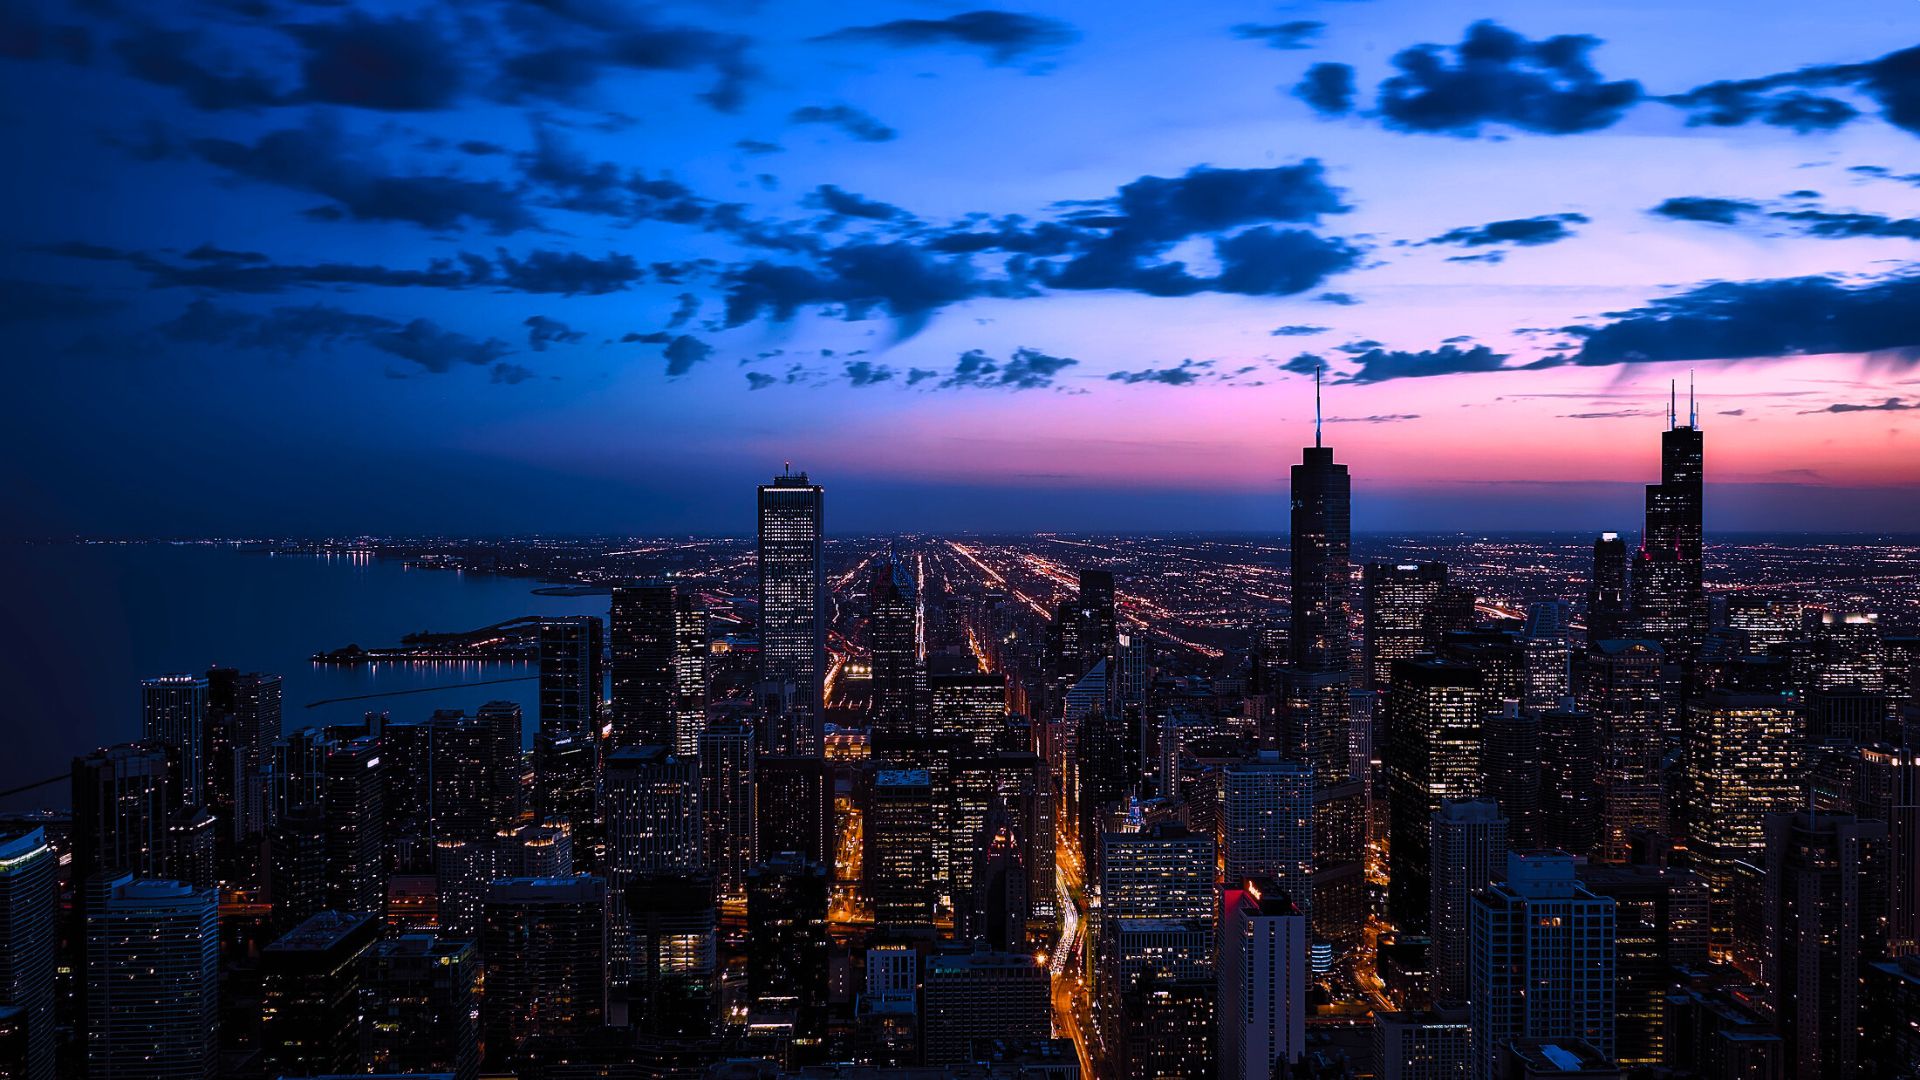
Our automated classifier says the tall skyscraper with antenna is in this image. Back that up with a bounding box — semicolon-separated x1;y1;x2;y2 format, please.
1290;366;1352;673
758;466;826;754
1632;375;1707;662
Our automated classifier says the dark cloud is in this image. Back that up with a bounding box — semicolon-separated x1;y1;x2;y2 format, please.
191;120;536;234
112;28;284;110
1319;21;1641;135
1272;324;1329;336
1279;353;1323;376
1294;62;1356;115
495;6;755;112
1425;212;1586;247
666;292;699;328
807;184;911;222
1568;274;1920;368
525;314;585;351
490;362;536;384
1336;343;1511;383
623;331;671;344
518;124;710;226
67;243;642;296
789;104;897;142
1769;208;1920;239
159;298;400;354
906;367;939;385
662;333;712;376
720;242;1000;334
745;371;776;389
0;279;123;325
942;346;1078;390
843;360;894;386
1661;45;1920;136
735;139;783;155
1799;397;1919;414
1232;20;1323;50
1318;292;1360;305
492;249;643;295
1561;409;1654;420
0;1;91;64
813;11;1077;65
1324;413;1420;424
1651;196;1759;225
1850;165;1920;186
458;140;506;156
1720;408;1746;416
287;11;465;111
369;318;511;372
1107;358;1210;386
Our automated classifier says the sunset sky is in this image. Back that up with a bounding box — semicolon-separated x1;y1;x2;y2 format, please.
4;0;1918;534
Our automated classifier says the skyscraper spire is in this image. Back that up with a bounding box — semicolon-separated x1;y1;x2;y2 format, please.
1314;363;1323;449
1669;380;1676;430
1689;369;1697;428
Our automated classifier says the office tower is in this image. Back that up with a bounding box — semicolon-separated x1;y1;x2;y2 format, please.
321;733;385;913
1312;772;1368;952
481;876;609;1066
367;934;480;1080
84;873;219;1080
1469;852;1617;1080
870;558;920;743
1632;395;1707;661
1727;596;1801;651
673;591;709;755
1587;533;1630;644
1807;685;1890;744
1762;812;1889;1077
1363;562;1451;691
1662;978;1783;1080
536;616;604;854
1274;667;1352;782
1576;864;1709;1067
1100;822;1216;920
1220;878;1308;1080
920;948;1051;1066
0;830;54;1080
207;669;281;849
1078;568;1120;671
758;468;826;754
1866;955;1920;1078
1585;639;1668;861
994;751;1057;945
475;700;525;830
1483;702;1540;845
71;743;171;888
1385;656;1485;931
533;727;596;840
1536;701;1601;858
625;873;717;1038
1116;969;1217;1080
929;672;1007;755
868;768;935;931
540;614;605;732
1429;799;1508;1001
604;745;704;880
745;853;829;1047
1814;610;1887;691
610;581;676;749
1223;753;1314;921
1523;602;1573;710
268;805;328;932
698;720;756;900
142;673;208;808
259;910;379;1077
1290;394;1352;672
1115;631;1151;708
1685;690;1801;936
968;801;1031;951
432;838;493;939
757;756;832;870
1375;1003;1472;1080
163;805;216;889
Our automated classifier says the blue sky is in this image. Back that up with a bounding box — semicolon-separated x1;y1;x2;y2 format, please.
3;0;1918;535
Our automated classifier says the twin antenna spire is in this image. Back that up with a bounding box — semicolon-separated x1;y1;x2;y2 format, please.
1314;363;1323;449
1668;371;1699;430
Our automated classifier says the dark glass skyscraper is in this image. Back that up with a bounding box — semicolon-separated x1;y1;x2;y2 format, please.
1290;417;1351;674
1587;532;1629;644
869;557;920;744
1632;392;1707;661
758;468;826;754
142;673;208;809
1363;562;1450;691
609;581;676;749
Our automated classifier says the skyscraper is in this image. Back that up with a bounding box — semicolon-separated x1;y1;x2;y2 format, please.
322;733;385;914
1587;533;1629;645
603;745;704;880
609;581;676;749
1762;812;1889;1077
1220;878;1308;1080
868;768;935;931
84;873;220;1080
1575;863;1709;1067
1631;389;1707;661
1429;799;1508;1001
745;853;829;1048
1291;371;1352;673
0;829;55;1080
697;719;756;901
1585;639;1668;862
1100;822;1216;921
367;934;480;1080
481;876;609;1067
1468;852;1617;1080
920;948;1051;1066
536;615;604;855
673;590;709;755
929;672;1007;754
758;468;826;754
1223;753;1315;922
71;743;172;889
870;557;920;743
1685;690;1802;940
1384;656;1485;930
1363;562;1451;691
1522;602;1573;710
142;673;209;808
259;910;380;1078
1077;568;1119;673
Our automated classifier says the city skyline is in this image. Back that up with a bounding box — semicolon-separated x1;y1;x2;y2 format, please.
5;0;1920;536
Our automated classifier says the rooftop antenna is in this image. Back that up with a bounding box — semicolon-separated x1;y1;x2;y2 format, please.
1314;363;1323;449
1689;369;1697;428
1668;380;1676;431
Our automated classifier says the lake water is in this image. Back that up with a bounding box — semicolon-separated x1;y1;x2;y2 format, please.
0;543;611;810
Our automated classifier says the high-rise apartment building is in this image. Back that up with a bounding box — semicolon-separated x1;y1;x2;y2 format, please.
0;829;55;1080
1429;799;1508;1001
143;673;209;809
1468;852;1616;1080
83;873;219;1080
1220;878;1308;1080
1223;753;1314;922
